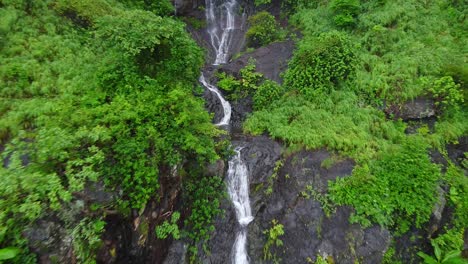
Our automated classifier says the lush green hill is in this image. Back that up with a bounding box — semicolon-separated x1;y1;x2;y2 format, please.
245;0;467;262
0;0;223;262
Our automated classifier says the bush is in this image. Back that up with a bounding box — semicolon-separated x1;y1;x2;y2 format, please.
54;0;118;26
253;80;284;110
216;58;263;100
284;31;357;99
330;137;441;233
426;76;464;115
254;0;271;7
184;175;225;260
246;11;282;48
330;0;360;28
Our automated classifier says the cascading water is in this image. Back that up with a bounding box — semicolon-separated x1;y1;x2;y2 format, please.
205;0;240;65
199;74;232;126
227;148;254;227
199;0;252;262
227;147;254;264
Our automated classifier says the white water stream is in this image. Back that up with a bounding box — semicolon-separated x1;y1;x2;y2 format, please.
199;74;232;126
199;0;253;263
227;148;254;264
205;0;239;65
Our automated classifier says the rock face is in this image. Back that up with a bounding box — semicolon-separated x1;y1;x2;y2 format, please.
221;40;295;84
247;150;391;263
201;135;282;263
25;219;73;263
202;145;392;264
173;0;203;15
388;97;436;121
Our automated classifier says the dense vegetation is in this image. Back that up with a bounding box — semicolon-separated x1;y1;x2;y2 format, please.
0;0;466;263
0;0;224;262
244;0;467;262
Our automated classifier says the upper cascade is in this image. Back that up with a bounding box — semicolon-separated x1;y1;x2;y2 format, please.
205;0;241;65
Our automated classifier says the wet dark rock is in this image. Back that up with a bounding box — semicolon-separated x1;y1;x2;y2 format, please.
404;117;436;134
428;186;447;237
83;181;115;205
447;136;468;169
206;159;226;177
201;136;282;263
390;97;436;121
163;240;187;264
230;96;253;133
173;0;203;15
221;40;295;84
204;146;392;263
201;199;237;263
24;219;72;263
246;149;391;264
202;86;225;125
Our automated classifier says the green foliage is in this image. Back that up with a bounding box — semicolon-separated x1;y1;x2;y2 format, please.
265;159;283;196
54;0;118;25
289;0;466;105
95;10;203;82
182;17;206;30
281;0;318;13
117;0;175;16
284;31;357;99
330;0;360;28
217;58;286;110
246;11;283;48
183;175;225;258
0;247;20;260
254;80;284;110
247;3;467;254
426;76;464;115
444;165;468;229
155;212;181;240
0;0;218;262
301;185;336;217
245;91;405;162
216;58;263;100
432;229;464;254
329;138;441;233
254;0;271;7
71;218;106;264
417;240;465;264
263;219;284;263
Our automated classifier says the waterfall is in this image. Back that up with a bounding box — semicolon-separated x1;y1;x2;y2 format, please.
200;0;253;263
205;0;239;64
227;147;253;264
199;74;232;126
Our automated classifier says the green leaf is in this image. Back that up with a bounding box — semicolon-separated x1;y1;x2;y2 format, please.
434;242;442;261
442;250;462;263
0;247;21;260
417;252;439;264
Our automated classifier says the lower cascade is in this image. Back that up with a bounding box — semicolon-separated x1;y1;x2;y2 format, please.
228;147;253;263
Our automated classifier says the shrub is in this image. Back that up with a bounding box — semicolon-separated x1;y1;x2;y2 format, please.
246;11;282;48
253;80;284;110
426;76;464;115
254;0;271;7
184;175;225;259
155;212;181;240
263;219;284;263
54;0;117;26
330;137;441;233
330;0;360;28
216;58;263;100
284;31;357;99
